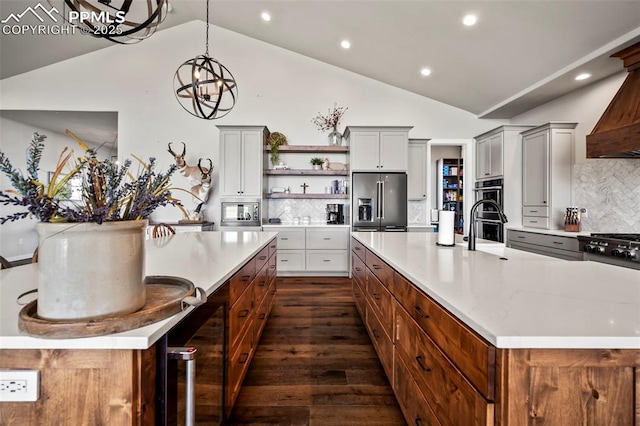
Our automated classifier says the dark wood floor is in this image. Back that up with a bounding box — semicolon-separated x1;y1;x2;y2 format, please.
225;277;406;426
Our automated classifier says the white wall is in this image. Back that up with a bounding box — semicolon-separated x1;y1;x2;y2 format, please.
0;20;506;256
511;72;640;232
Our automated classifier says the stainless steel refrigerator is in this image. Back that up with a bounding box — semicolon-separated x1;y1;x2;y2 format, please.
352;172;407;231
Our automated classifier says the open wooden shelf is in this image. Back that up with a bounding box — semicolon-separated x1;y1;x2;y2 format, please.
264;193;349;199
265;145;348;153
265;169;348;176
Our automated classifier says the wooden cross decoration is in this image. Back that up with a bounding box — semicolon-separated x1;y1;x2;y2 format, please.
300;182;309;194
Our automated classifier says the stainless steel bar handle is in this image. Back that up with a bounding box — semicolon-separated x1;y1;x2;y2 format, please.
380;181;385;219
168;346;198;426
376;181;382;219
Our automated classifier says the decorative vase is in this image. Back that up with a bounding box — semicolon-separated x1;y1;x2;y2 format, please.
312;165;321;170
328;127;343;146
35;220;148;321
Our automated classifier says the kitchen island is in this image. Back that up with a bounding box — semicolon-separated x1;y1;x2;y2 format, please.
0;231;277;424
351;231;640;425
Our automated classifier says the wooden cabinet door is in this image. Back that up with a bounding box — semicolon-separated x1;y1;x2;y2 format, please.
350;131;380;171
379;131;408;171
408;141;427;200
488;133;503;178
522;130;549;206
240;130;263;197
220;130;243;196
475;137;489;179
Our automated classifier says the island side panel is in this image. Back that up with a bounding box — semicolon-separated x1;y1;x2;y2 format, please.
496;348;639;426
0;347;156;425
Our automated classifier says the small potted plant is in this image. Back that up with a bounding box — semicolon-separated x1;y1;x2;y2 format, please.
310;157;324;170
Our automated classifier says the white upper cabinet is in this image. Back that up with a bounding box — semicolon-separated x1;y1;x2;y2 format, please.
218;126;268;198
475;132;503;180
345;126;412;172
408;139;428;200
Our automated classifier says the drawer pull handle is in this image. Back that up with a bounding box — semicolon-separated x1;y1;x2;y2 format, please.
415;418;422;426
553;241;564;245
281;259;288;262
281;237;289;240
355;247;361;251
415;356;431;372
259;313;266;320
239;352;249;364
372;329;380;339
414;306;429;319
372;265;381;270
270;265;276;269
530;210;538;213
259;280;266;287
530;220;538;223
259;255;267;260
355;267;361;272
517;236;526;239
323;259;331;262
270;244;276;249
372;293;380;300
323;237;331;240
238;309;250;318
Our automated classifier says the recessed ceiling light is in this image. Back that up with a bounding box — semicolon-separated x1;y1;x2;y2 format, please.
261;12;271;22
575;73;591;81
462;14;477;26
420;68;431;76
341;40;351;49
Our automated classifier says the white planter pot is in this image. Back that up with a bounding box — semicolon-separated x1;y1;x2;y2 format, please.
35;220;147;320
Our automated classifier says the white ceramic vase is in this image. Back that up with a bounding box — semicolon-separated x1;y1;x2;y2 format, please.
35;220;148;321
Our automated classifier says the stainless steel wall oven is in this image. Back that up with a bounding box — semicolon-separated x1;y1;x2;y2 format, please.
473;178;504;242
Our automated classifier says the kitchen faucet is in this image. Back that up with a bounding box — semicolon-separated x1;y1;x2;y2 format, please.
468;200;508;251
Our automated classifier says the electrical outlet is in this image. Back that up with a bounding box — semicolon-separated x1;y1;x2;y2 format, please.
18;238;24;245
0;370;39;402
580;207;588;218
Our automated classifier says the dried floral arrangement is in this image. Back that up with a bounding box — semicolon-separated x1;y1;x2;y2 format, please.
311;103;348;132
0;131;187;225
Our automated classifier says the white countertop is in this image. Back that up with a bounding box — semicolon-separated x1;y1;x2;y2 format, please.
506;226;590;237
352;232;640;349
0;231;277;350
262;223;350;228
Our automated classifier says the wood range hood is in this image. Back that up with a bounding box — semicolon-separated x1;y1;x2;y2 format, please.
586;42;640;158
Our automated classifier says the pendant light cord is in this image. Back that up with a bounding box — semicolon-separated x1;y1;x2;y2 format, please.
205;0;210;56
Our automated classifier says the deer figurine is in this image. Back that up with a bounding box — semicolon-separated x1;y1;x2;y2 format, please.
190;158;213;203
167;142;205;184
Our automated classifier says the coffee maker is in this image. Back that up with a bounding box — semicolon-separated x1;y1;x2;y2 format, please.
326;204;345;224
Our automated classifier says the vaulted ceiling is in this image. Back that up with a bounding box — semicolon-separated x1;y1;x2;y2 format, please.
1;0;639;118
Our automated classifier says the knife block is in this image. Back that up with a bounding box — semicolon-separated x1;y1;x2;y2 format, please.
564;223;581;232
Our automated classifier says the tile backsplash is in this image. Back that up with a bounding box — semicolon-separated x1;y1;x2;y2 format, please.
266;199;348;223
574;159;640;232
408;200;428;225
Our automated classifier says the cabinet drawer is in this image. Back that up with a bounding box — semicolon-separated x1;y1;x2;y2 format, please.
508;230;579;252
255;245;269;272
277;250;305;271
229;258;256;305
394;274;495;400
365;299;394;380
522;216;549;228
276;228;306;250
267;238;278;259
365;249;394;291
351;238;366;261
229;282;254;350
352;279;366;320
395;305;492;425
252;261;270;307
352;251;367;288
306;250;348;271
228;322;254;410
253;281;273;345
306;227;349;249
366;269;394;340
523;206;549;217
267;253;277;284
394;349;442;426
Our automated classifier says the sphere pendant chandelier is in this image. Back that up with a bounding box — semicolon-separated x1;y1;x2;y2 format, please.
173;0;238;120
47;0;168;44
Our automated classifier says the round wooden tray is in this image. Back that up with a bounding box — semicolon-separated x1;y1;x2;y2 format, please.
18;275;195;339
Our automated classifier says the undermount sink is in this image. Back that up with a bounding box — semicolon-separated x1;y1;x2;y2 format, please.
456;242;560;261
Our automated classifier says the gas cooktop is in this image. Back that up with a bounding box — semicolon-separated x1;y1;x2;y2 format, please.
577;233;640;267
590;233;640;242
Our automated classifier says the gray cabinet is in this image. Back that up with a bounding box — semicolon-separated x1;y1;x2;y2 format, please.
507;229;582;261
408;139;428;200
475;132;503;180
521;123;576;229
345;126;412;172
218;126;268;198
